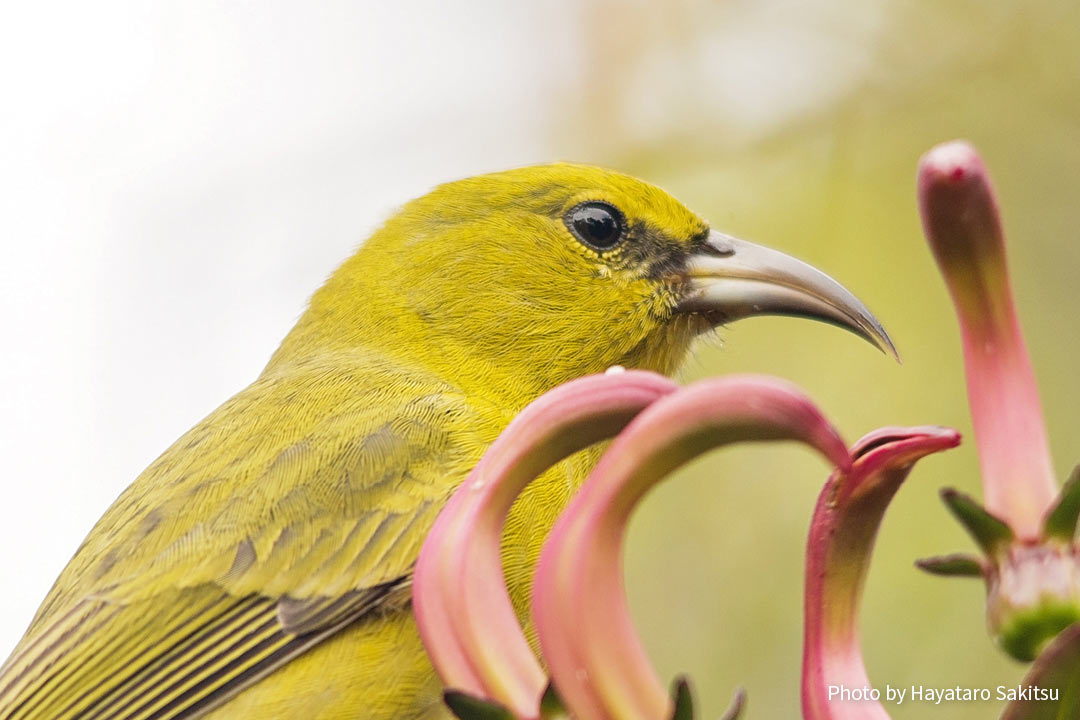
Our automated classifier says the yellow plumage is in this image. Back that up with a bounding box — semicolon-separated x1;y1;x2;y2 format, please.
0;165;711;719
0;162;891;719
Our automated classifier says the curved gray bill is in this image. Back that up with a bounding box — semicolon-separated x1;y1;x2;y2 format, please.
678;231;899;360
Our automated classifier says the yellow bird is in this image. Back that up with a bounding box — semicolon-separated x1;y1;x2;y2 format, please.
0;164;893;719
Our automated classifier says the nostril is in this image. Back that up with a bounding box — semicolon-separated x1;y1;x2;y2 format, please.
702;232;737;257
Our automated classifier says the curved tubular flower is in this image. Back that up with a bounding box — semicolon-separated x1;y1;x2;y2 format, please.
802;427;961;720
918;140;1056;539
533;375;852;720
917;140;1080;662
413;369;678;718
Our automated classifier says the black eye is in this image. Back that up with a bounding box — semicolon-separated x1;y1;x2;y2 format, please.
565;202;625;251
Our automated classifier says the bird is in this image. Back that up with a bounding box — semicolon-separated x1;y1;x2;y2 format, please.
0;163;894;720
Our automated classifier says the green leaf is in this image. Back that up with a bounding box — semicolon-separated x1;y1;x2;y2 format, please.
915;553;986;577
539;682;569;720
941;488;1014;555
670;676;695;720
1043;466;1080;541
443;691;516;720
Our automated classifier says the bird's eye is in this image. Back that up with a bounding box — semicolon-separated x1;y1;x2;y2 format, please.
565;202;625;251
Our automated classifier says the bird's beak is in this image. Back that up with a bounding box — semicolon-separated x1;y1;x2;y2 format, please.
677;231;899;360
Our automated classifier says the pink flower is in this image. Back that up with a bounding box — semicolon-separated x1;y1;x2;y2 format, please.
414;371;861;719
918;141;1056;539
533;375;850;720
413;369;678;718
917;141;1080;664
801;427;960;720
414;366;962;719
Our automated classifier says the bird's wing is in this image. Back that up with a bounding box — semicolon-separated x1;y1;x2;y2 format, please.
0;354;499;720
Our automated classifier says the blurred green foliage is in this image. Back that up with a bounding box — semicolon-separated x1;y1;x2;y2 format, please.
545;0;1080;717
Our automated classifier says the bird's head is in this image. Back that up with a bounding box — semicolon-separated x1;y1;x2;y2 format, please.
272;163;894;403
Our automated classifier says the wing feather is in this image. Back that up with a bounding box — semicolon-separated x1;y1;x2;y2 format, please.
0;354;496;719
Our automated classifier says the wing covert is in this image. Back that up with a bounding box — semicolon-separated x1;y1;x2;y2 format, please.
0;354;498;720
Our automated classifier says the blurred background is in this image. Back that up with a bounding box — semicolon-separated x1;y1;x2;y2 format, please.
2;1;1078;717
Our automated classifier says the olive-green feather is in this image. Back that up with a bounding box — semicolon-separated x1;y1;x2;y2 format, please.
0;352;500;719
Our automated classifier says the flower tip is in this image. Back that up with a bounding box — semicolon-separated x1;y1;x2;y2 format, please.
916;140;1003;265
847;426;960;477
918;140;984;191
916;425;963;455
